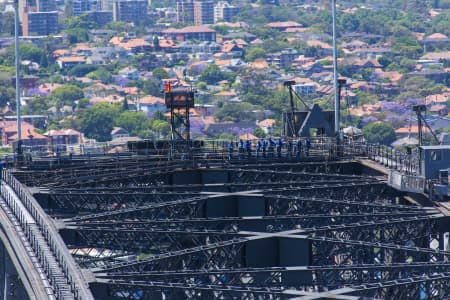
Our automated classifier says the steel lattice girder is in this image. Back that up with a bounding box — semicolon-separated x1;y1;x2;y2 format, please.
92;233;450;274
14;157;450;299
13;157;185;185
40;164;371;188
92;279;292;300
65;212;436;233
63;215;442;253
45;178;379;213
95;262;450;288
93;270;450;299
47;181;387;215
64;191;428;223
19;160;358;187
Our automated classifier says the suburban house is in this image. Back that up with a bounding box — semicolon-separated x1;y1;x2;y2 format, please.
139;96;166;116
44;128;82;152
111;127;130;139
162;26;217;42
57;56;86;69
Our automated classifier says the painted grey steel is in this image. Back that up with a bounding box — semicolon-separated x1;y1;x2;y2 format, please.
1;143;450;299
14;0;21;148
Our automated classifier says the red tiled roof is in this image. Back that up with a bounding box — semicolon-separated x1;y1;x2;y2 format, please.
139;96;165;105
57;56;85;63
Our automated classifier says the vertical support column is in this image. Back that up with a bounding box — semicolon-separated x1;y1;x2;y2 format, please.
332;0;339;137
0;242;5;300
14;0;22;160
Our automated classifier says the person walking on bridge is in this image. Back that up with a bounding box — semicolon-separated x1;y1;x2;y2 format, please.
296;139;302;160
262;138;267;158
238;139;244;160
276;138;283;159
256;139;262;160
245;140;252;159
306;138;311;157
228;141;234;160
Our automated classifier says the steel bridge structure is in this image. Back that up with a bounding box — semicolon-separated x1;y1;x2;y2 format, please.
0;146;449;299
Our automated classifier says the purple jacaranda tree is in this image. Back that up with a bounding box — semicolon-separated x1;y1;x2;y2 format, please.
382;101;407;114
239;128;253;136
115;76;129;87
360;115;378;126
190;118;205;136
404;98;423;107
25;87;44;97
384;113;407;127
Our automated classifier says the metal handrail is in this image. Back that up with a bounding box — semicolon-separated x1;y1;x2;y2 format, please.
1;169;94;300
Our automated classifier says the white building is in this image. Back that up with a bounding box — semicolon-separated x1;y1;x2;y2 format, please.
293;83;316;95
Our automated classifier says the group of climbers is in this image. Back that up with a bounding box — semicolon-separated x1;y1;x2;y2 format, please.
228;137;311;160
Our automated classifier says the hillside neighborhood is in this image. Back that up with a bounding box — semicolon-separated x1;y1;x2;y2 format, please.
0;0;449;153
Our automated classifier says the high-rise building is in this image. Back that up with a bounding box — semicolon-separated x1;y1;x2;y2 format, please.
112;0;147;24
89;0;102;11
101;0;113;11
176;0;194;24
84;11;113;27
37;0;56;11
72;0;90;16
214;1;239;23
72;0;102;16
193;0;213;25
22;11;58;36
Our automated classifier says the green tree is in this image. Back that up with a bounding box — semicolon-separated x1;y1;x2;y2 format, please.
50;85;84;106
106;21;134;32
23;96;49;114
254;127;266;138
244;47;266;61
199;64;227;85
197;81;208;90
152;119;170;138
152;68;169;80
212;24;230;35
377;56;392;68
0;86;15;108
115;110;151;136
362;122;396;145
66;28;89;44
397;77;444;101
68;64;99;77
142;78;163;96
78;103;121;141
86;68;112;83
214;102;258;122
